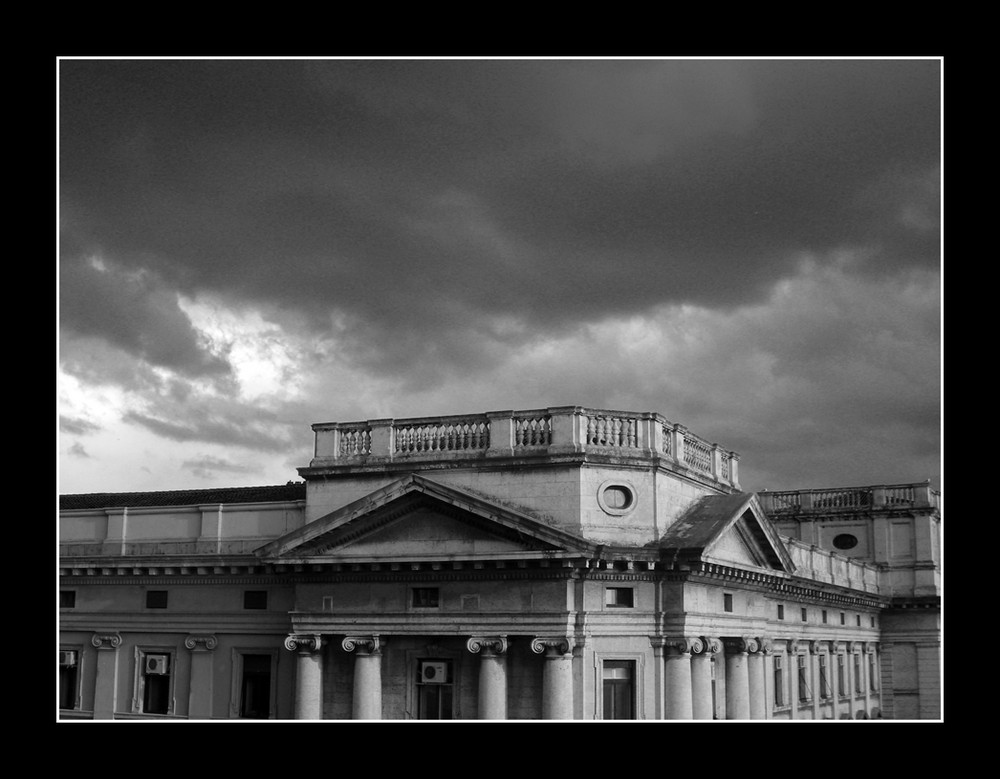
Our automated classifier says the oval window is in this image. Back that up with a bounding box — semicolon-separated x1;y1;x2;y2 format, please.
604;486;633;510
833;533;858;550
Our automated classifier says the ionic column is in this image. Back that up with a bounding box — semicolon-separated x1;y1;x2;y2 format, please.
467;636;508;719
342;635;384;720
284;633;323;720
723;637;751;720
691;637;721;720
531;637;574;719
663;637;695;720
809;640;823;720
91;632;122;720
747;637;769;720
184;634;218;719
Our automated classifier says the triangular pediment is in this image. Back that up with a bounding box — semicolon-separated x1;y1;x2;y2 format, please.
658;492;796;574
255;473;597;564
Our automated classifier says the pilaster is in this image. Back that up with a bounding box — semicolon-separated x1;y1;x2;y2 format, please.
184;634;218;719
90;632;122;720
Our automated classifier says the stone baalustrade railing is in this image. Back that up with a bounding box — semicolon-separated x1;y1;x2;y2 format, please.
757;482;940;514
311;406;741;489
783;538;882;594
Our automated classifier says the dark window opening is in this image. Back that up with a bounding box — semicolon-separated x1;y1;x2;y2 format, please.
777;604;785;620
606;587;634;608
142;654;171;714
797;656;809;702
416;660;453;719
724;593;734;613
146;590;168;609
840;612;846;625
774;656;784;707
833;533;859;550
820;656;830;699
240;654;272;718
60;590;76;609
801;607;808;622
244;590;268;610
822;610;828;624
603;660;636;720
412;587;440;608
59;651;78;709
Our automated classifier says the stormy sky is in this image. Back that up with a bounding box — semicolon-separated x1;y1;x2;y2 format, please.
58;58;941;496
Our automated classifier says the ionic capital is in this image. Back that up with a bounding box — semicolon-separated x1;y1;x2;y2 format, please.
530;637;572;657
691;636;722;656
847;641;861;654
467;636;508;656
723;637;750;655
663;636;697;656
284;633;323;654
91;632;122;650
341;635;382;655
184;634;218;652
808;639;826;655
745;637;764;654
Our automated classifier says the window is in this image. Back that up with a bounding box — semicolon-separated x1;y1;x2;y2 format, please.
724;593;734;613
774;655;785;707
416;659;453;719
59;650;79;710
833;533;858;550
870;616;876;628
819;655;830;699
605;587;634;608
777;604;785;620
856;614;861;627
801;607;807;622
597;480;637;515
603;660;636;719
869;654;878;691
840;612;846;625
239;654;272;718
412;587;440;608
60;590;76;609
822;610;828;624
837;655;845;697
854;654;863;693
603;486;633;509
137;650;173;714
146;590;168;609
797;655;809;702
243;590;267;610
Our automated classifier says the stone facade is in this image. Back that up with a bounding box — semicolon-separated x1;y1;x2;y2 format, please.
58;406;941;720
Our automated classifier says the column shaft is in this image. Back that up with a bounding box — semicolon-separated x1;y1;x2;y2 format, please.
725;652;750;719
748;651;766;719
664;653;694;719
691;654;714;720
541;654;574;719
478;654;507;719
352;651;382;720
92;641;120;720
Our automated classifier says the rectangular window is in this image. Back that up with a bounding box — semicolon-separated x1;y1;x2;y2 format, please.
819;655;830;699
60;590;76;609
777;604;784;620
59;650;79;709
145;590;168;609
840;612;846;625
605;587;634;608
773;655;784;707
239;654;272;718
854;654;862;693
801;607;807;622
139;651;172;714
243;590;268;610
412;587;439;608
603;660;636;719
723;593;733;613
822;610;828;624
870;615;876;628
797;655;809;702
837;655;845;697
856;614;861;627
417;659;453;719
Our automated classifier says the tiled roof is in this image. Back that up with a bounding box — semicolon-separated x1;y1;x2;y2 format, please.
60;482;307;511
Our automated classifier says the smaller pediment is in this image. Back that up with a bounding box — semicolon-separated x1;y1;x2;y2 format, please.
255;473;597;564
658;492;796;574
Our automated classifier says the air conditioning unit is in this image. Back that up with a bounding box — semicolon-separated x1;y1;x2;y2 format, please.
59;650;78;666
145;654;170;675
420;661;448;684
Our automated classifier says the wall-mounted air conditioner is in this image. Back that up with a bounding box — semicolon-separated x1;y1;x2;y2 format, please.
420;661;448;684
59;650;78;666
145;654;170;675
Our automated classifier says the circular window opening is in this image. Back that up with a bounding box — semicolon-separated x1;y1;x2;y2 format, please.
604;486;633;510
833;533;859;550
597;480;637;515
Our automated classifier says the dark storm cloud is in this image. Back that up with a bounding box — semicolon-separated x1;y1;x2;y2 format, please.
123;404;292;451
181;455;261;480
59;59;940;382
61;415;101;435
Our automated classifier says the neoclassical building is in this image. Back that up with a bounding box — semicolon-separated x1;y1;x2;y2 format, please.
58;406;941;720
